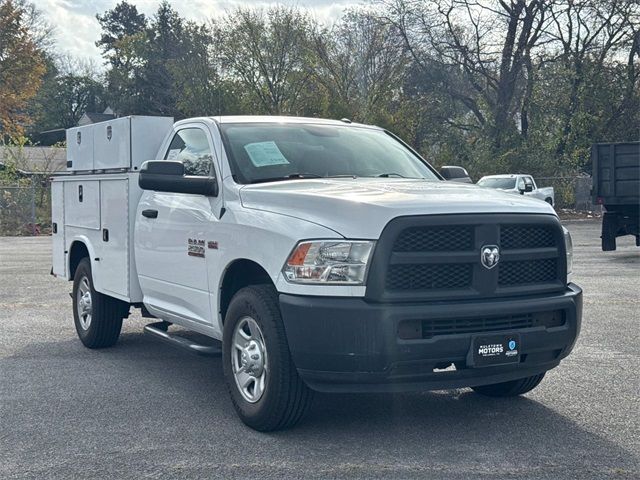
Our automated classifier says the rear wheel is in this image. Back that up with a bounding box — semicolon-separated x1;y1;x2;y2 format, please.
72;258;127;348
223;284;313;431
472;373;545;397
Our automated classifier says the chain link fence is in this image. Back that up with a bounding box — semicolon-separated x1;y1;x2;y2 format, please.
535;176;598;211
0;181;51;236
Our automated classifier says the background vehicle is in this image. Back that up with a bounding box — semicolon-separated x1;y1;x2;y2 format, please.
51;116;581;431
440;165;472;183
477;174;554;205
592;142;640;251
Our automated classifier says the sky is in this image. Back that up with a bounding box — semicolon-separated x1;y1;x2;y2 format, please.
34;0;361;66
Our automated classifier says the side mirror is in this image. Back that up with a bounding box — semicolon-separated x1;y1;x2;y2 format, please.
138;160;218;197
519;183;533;194
440;166;472;183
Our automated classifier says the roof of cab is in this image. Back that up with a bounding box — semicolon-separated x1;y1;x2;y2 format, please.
481;174;529;179
208;115;377;129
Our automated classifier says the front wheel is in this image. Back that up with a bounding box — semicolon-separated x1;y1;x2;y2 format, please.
223;284;313;431
472;373;545;397
72;258;127;348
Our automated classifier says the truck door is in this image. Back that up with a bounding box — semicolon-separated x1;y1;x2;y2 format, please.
135;125;222;327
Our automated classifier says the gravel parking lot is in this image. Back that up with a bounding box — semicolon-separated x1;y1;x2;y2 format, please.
0;219;638;479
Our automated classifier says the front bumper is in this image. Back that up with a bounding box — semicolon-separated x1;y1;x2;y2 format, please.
279;284;582;393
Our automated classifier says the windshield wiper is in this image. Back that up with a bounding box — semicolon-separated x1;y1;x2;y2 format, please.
377;173;406;178
284;173;323;179
251;173;323;184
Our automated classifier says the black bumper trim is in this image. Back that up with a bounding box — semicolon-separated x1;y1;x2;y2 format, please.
279;284;582;393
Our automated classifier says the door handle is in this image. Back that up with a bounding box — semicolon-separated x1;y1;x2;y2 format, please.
142;209;158;219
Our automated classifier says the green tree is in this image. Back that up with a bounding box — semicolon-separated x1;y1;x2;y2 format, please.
96;0;147;114
218;7;316;115
29;57;107;133
96;0;147;68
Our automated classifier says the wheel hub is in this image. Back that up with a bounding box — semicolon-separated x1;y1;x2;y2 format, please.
240;340;265;377
231;316;268;403
79;292;92;313
76;276;93;330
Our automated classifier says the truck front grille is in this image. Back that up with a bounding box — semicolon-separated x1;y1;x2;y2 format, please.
386;263;472;291
501;225;555;249
498;259;558;285
393;226;473;252
365;214;567;303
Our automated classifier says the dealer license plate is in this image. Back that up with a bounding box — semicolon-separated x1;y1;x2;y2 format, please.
468;334;521;367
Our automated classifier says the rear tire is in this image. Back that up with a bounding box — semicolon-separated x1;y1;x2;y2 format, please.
223;284;313;431
72;258;127;348
472;373;545;397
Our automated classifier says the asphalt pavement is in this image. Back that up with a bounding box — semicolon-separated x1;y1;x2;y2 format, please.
0;219;638;479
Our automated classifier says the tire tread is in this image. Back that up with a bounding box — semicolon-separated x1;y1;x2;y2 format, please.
73;258;125;349
224;284;312;431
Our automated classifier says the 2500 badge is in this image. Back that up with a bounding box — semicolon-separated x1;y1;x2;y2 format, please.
188;238;205;258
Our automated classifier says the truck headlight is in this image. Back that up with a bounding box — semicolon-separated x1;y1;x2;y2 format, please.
283;240;375;284
563;226;573;282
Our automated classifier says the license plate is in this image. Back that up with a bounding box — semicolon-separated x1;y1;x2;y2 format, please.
468;334;521;367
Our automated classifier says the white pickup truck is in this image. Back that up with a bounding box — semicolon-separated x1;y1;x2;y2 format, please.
51;115;582;431
477;174;555;206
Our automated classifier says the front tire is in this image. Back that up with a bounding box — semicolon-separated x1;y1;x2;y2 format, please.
472;373;545;397
223;284;313;431
72;258;127;348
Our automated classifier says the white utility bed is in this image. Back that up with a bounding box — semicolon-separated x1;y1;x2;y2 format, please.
52;116;173;303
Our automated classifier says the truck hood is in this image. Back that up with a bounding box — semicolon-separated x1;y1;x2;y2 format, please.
239;178;556;238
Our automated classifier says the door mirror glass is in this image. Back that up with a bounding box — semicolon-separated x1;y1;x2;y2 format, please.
138;160;218;196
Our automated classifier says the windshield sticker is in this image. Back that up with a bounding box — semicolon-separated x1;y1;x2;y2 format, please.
244;141;290;167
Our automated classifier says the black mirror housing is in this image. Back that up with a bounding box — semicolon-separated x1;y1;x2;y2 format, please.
138;160;218;197
440;166;472;183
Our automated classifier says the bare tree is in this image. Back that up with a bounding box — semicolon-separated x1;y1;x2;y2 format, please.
546;0;640;155
383;0;549;149
312;9;407;122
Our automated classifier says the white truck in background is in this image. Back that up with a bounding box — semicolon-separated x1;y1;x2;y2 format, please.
51;115;582;431
477;174;555;206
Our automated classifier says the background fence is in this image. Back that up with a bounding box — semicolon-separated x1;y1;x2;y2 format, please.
0;182;51;236
535;176;596;211
0;176;598;236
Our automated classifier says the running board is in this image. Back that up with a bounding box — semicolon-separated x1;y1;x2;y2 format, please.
143;322;221;356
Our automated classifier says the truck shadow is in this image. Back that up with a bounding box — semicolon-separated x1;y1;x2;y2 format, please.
4;329;638;477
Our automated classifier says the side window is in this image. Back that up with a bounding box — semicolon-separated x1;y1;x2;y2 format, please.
517;177;525;190
165;128;214;177
524;176;534;188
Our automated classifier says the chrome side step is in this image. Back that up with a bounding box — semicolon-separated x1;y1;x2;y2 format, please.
143;322;221;356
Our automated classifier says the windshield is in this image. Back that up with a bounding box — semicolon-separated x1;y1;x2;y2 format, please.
477;177;516;189
219;123;439;184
